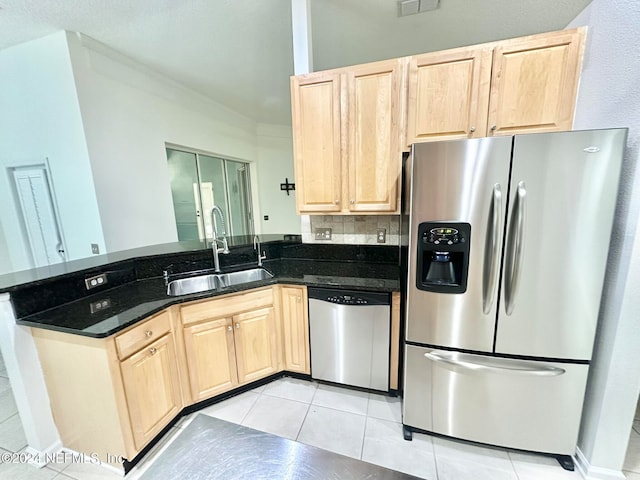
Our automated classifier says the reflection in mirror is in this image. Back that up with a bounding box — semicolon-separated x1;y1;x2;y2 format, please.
167;147;254;242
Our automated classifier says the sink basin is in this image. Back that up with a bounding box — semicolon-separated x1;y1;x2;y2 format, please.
216;268;274;288
166;274;218;296
166;268;274;296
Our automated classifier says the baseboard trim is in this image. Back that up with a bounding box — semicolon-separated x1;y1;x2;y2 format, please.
23;441;63;468
575;447;626;480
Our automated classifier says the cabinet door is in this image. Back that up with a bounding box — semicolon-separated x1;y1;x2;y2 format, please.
291;71;343;213
183;318;238;401
407;46;492;143
120;334;181;451
346;59;404;213
280;286;310;374
487;28;585;136
233;307;278;383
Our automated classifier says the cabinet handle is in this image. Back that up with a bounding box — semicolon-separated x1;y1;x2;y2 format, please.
350;199;355;204
469;127;476;133
334;200;340;205
235;323;240;329
490;125;497;131
149;347;157;355
227;325;232;332
145;330;153;337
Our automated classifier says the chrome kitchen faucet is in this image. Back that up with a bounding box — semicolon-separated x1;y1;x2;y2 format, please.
253;234;266;267
211;205;230;273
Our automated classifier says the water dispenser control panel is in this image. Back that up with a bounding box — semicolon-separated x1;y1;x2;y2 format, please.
423;227;465;245
416;222;471;294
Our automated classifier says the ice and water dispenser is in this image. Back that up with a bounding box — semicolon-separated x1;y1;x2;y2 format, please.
415;222;471;294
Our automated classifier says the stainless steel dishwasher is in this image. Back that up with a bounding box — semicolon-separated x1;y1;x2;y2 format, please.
308;287;390;391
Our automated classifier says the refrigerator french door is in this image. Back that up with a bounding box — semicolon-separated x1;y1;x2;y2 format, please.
403;129;627;460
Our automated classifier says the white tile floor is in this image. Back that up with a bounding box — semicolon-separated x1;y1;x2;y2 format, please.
125;377;584;480
623;403;640;480
0;369;631;479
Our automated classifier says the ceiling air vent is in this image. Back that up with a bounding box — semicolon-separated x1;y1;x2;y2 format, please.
398;0;440;17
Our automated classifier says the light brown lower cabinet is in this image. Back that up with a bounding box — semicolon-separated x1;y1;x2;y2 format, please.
233;306;279;383
280;285;310;374
119;332;182;451
31;309;182;464
179;287;279;403
31;284;399;467
183;317;239;401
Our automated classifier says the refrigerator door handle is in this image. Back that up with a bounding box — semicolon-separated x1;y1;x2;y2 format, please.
504;181;527;315
423;351;565;377
482;184;502;314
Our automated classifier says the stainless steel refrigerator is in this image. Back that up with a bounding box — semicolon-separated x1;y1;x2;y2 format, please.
402;129;627;467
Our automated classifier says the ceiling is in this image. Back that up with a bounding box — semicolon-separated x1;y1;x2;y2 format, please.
0;0;591;126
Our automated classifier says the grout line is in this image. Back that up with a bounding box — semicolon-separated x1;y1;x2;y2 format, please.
294;403;312;442
507;450;522;480
237;391;261;425
307;402;369;418
359;415;369;461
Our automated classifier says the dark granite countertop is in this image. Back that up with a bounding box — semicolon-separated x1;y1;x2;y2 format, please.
12;241;402;339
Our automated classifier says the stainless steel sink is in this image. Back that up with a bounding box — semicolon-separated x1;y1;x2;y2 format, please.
166;274;218;296
216;268;274;288
166;268;274;296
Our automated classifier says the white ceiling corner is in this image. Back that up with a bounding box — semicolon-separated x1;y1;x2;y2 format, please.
0;0;592;126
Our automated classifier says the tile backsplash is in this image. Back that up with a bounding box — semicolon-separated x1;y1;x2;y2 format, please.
301;215;401;245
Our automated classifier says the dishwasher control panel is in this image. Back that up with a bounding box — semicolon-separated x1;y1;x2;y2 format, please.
327;295;368;305
308;287;390;307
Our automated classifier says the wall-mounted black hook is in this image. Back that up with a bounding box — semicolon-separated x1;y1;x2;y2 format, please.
280;178;296;196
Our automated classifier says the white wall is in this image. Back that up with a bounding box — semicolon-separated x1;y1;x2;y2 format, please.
65;33;261;253
567;1;640;477
256;124;300;234
0;32;105;273
0;219;12;273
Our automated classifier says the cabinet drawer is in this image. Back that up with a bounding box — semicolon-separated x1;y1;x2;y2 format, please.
115;311;172;360
181;287;274;326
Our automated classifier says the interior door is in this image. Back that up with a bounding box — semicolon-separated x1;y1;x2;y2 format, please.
495;129;627;360
12;165;65;267
406;137;512;352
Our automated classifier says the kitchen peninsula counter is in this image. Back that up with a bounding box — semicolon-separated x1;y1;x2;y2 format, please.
3;238;401;338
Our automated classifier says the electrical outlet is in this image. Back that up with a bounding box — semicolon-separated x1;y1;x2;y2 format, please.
85;273;108;290
315;228;332;240
377;228;387;243
90;298;111;314
91;243;100;254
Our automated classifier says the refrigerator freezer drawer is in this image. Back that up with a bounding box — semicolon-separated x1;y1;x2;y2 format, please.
402;345;589;455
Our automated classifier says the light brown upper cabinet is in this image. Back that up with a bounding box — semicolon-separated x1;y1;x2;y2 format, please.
487;28;585;136
406;27;586;144
290;71;342;213
291;58;404;214
407;46;492;142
